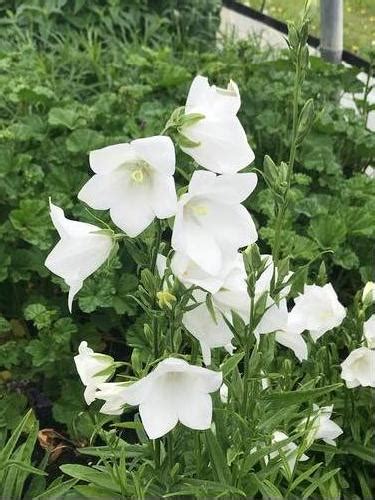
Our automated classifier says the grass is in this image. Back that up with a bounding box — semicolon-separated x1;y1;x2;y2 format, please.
242;0;374;58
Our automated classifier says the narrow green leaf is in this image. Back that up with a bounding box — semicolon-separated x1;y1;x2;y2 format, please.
220;352;244;377
250;474;283;498
33;478;78;499
204;430;231;485
60;464;121;493
302;468;340;499
262;384;342;407
288;462;322;493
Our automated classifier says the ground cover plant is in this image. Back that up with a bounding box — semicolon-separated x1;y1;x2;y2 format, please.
0;0;374;498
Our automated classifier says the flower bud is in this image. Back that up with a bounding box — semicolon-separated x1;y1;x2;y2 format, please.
362;282;375;306
156;290;177;310
220;383;228;404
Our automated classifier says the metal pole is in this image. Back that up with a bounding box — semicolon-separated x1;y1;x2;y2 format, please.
320;0;343;63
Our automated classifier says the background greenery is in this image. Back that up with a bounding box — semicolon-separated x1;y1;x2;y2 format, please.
0;0;373;497
242;0;375;57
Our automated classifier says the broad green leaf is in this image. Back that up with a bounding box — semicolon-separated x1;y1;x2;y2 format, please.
66;128;104;153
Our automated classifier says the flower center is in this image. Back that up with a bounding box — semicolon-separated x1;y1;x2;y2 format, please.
131;168;145;183
190;203;209;216
319;310;331;321
129;160;151;184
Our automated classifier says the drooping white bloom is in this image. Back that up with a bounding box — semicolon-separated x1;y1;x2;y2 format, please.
180;75;254;173
182;299;235;366
341;347;375;388
256;298;308;362
78;136;177;237
74;341;115;405
45;201;114;311
172;170;257;275
364;315;375;349
209;253;250;321
98;357;222;439
362;281;375;305
300;405;343;446
169;251;237;295
268;431;309;476
287;284;346;341
95;382;130;415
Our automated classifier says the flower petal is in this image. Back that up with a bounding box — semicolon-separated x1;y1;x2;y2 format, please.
210;173;257;204
182;302;234;365
276;330;308;362
131;136;175;176
110;190;154;237
78;167;130;210
89;143;136;174
187;365;223;393
177;389;213;430
151;174;177;219
181;117;254;174
172;208;223;275
139;383;178;439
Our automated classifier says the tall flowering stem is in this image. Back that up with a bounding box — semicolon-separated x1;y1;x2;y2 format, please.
272;11;314;266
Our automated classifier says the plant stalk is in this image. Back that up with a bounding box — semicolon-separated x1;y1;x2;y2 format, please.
272;51;302;266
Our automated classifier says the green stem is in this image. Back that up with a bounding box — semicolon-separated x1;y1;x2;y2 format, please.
151;220;162;274
154;439;161;471
151;220;162;360
167;433;174;472
152;315;159;360
169;309;175;353
190;337;198;364
272;52;302;266
242;294;255;415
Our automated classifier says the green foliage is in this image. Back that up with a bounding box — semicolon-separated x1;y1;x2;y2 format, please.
0;410;48;499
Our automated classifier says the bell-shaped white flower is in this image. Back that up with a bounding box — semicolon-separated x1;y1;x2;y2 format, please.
341;347;375;388
172;170;257;275
182;299;235;366
45;201;114;311
169;251;238;295
209;253;251;321
300;405;343;446
95;382;130;415
256;298;308;362
364;314;375;349
74;341;115;405
268;431;309;476
214;253;291;324
78;136;177;237
287;284;346;341
180;75;254;173
98;357;222;439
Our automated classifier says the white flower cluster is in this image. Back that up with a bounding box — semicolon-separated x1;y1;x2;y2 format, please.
44;75;370;443
340;284;375;389
46;75;255;438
